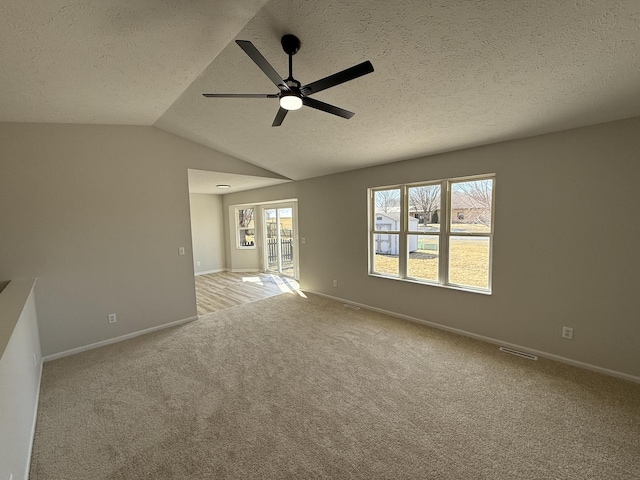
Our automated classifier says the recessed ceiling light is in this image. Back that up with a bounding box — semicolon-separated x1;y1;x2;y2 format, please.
217;184;231;189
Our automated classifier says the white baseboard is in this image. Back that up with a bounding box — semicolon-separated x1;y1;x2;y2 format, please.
42;316;198;362
24;360;43;480
229;269;260;273
309;291;640;385
195;268;226;276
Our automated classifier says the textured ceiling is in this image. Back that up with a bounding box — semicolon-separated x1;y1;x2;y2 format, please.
0;0;269;124
187;169;289;194
3;1;640;181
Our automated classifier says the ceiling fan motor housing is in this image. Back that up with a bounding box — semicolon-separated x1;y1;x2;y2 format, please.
281;34;301;56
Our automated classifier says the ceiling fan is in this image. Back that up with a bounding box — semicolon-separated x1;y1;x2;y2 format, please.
202;34;374;127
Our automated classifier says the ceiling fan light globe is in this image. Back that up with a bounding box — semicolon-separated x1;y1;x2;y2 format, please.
280;95;303;111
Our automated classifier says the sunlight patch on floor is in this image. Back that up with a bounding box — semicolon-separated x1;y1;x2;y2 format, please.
266;275;307;297
241;274;306;297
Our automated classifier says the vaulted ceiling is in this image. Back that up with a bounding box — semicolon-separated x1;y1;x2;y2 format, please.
3;0;640;182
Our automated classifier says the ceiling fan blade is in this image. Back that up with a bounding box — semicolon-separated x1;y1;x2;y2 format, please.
202;93;278;98
301;61;374;96
236;40;290;92
272;107;288;127
302;97;355;119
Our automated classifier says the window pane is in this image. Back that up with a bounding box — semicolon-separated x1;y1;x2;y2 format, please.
450;179;493;234
373;233;399;276
238;208;254;228
408;184;441;232
239;228;255;247
279;208;294;276
407;235;439;281
374;189;401;229
264;208;276;235
449;236;490;289
278;208;293;238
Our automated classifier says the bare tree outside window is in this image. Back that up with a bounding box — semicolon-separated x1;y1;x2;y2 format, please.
409;185;441;228
238;209;254;228
451;179;493;229
375;189;400;213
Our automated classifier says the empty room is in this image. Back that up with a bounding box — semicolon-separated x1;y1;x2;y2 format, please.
1;1;639;479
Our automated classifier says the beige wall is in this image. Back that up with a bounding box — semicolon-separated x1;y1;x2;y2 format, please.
223;117;640;378
2;119;638;377
0;123;282;356
189;194;225;274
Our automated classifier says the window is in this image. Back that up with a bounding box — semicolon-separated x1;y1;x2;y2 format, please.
372;188;401;276
236;208;255;248
369;175;494;293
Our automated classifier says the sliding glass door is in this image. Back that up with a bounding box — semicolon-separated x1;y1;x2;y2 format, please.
263;204;296;277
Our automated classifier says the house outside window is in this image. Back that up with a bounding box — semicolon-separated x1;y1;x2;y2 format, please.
369;175;495;293
236;208;255;248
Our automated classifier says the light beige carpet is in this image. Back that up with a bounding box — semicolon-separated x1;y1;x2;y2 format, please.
30;293;640;479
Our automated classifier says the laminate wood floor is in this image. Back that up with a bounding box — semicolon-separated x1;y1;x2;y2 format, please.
195;271;300;316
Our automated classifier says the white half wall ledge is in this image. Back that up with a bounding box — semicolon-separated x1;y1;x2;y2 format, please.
0;278;42;480
42;315;197;362
309;291;640;385
0;278;38;358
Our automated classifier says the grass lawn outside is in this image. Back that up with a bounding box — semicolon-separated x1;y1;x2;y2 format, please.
374;236;490;289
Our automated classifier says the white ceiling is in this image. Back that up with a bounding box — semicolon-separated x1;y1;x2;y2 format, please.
0;0;269;124
3;1;640;181
187;169;289;194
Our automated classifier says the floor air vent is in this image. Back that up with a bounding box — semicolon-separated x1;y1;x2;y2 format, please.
499;347;538;360
343;304;361;310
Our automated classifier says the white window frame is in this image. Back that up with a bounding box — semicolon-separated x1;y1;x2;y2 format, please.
235;207;256;249
368;174;495;294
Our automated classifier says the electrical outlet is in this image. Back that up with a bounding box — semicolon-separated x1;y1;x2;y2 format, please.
178;246;185;256
333;280;338;287
301;237;306;244
196;261;201;267
108;313;117;324
562;326;573;339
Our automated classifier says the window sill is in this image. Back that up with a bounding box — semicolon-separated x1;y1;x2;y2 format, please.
368;272;492;295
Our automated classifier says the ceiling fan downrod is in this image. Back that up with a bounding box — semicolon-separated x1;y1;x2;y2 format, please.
281;34;301;87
